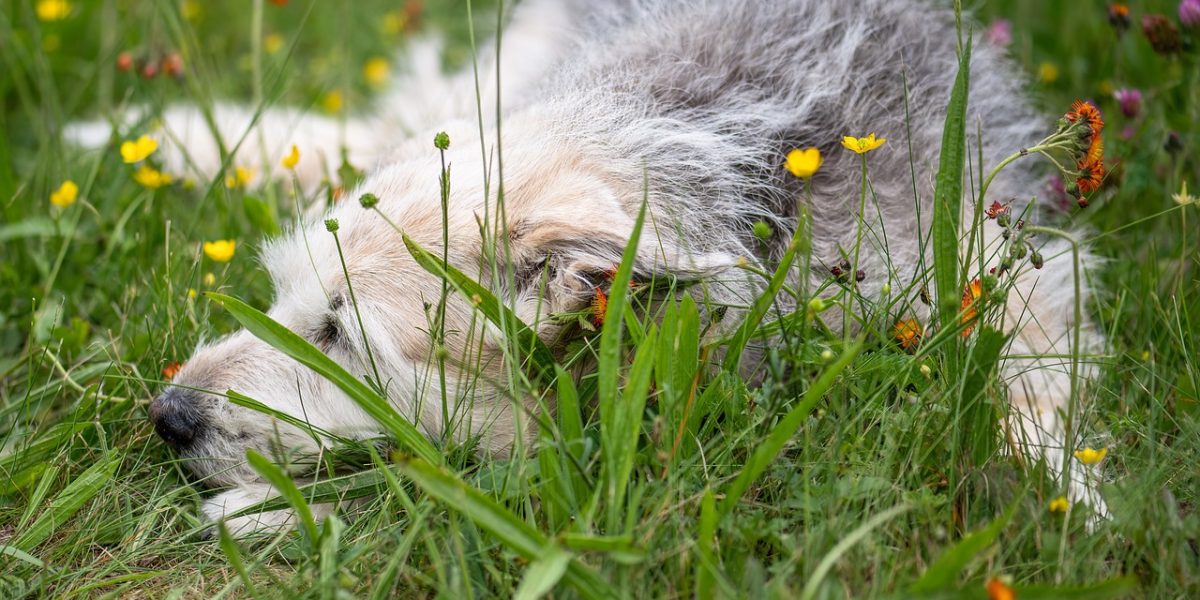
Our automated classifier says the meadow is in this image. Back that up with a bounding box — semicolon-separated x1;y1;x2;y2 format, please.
1;0;1198;597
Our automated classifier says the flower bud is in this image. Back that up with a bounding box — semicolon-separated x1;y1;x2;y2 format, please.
1108;4;1131;32
359;193;379;208
1030;250;1045;270
324;218;339;232
433;131;450;150
1141;14;1182;54
1113;88;1142;118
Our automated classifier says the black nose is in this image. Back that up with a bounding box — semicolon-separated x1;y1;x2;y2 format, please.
149;387;206;448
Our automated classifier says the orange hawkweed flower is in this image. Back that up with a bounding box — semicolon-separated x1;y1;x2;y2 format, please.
1084;136;1104;167
986;577;1015;600
162;362;183;380
961;278;983;337
1076;160;1106;194
1066;100;1104;135
591;287;608;327
891;319;923;350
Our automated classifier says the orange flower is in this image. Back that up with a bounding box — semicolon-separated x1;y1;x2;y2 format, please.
1066;100;1104;135
162;362;183;380
986;577;1015;600
591;287;608;327
961;278;983;337
1076;160;1106;194
891;319;923;350
1083;136;1104;167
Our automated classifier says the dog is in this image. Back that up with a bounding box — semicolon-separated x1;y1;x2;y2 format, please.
80;0;1107;534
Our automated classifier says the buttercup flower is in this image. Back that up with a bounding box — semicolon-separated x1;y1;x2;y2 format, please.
264;33;284;54
961;278;983;337
121;135;158;163
37;0;71;21
133;165;173;189
203;240;236;263
1048;496;1070;513
1182;0;1200;28
363;57;390;87
203;272;216;286
841;134;886;154
1037;62;1059;83
785;147;822;179
225;166;253;189
322;90;344;114
891;319;923;350
1113;88;1142;118
49;180;78;207
1074;446;1108;465
281;144;300;169
1173;181;1196;206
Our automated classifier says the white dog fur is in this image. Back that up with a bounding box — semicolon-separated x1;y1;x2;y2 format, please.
72;0;1108;534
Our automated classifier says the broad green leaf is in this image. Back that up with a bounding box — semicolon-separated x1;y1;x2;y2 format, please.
13;452;119;550
932;36;972;335
206;292;441;465
402;233;556;385
395;457;613;600
909;498;1019;593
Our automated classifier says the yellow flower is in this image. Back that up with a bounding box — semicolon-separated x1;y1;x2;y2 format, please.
322;90;343;114
203;240;236;263
1073;447;1108;465
363;57;390;87
203;272;216;286
36;0;71;21
1173;181;1196;206
841;133;886;154
133;165;173;189
891;319;923;350
264;33;284;55
785;147;822;179
181;0;202;22
49;180;78;207
382;11;408;35
281;144;300;169
1048;496;1069;513
225;166;253;189
120;135;158;163
187;288;197;299
1038;62;1059;84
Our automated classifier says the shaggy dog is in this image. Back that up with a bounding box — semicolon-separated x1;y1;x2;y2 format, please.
88;0;1107;533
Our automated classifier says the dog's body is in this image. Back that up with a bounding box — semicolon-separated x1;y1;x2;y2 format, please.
116;0;1105;533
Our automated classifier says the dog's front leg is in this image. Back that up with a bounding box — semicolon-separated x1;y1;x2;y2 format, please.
202;481;335;538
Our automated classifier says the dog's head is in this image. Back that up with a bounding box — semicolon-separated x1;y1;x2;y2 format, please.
151;120;738;485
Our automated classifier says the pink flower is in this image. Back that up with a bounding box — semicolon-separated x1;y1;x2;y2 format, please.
1113;88;1142;118
1182;0;1200;28
984;19;1012;47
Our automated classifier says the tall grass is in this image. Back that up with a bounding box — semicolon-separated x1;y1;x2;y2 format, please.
1;0;1197;597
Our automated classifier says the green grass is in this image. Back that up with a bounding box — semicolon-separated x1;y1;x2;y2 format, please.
1;0;1198;597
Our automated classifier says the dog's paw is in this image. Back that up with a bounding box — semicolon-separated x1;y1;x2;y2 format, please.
201;483;333;538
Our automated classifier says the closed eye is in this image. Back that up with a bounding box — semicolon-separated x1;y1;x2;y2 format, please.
310;315;342;350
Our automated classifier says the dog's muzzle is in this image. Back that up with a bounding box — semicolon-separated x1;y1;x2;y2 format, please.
149;387;207;449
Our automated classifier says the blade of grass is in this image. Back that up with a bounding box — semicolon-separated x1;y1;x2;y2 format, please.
245;448;320;546
12;452;119;551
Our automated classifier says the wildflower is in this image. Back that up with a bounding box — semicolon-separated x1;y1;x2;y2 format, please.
1108;3;1131;32
49;180;78;207
363;57;390;87
133;165;173;189
162;362;183;380
382;11;408;35
434;131;450;150
116;51;134;72
141;62;158;80
203;272;216;286
1183;0;1200;28
919;363;932;378
324;218;339;232
1066;100;1104;135
270;0;288;6
986;577;1015;600
120;135;158;163
264;33;284;54
807;297;827;313
891;319;923;350
1173;181;1196;206
181;0;202;22
281;144;300;170
225;166;253;189
961;278;983;337
784;147;822;179
841;133;886;154
1037;62;1059;84
591;287;608;327
1083;137;1105;167
752;220;773;241
1076;160;1105;194
1113;88;1142;118
985;200;1010;219
983;19;1012;48
1048;496;1070;513
359;192;380;208
162;52;184;78
820;349;835;362
1142;15;1182;54
1074;446;1108;465
203;240;236;263
322;90;344;114
36;0;71;21
187;288;197;299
